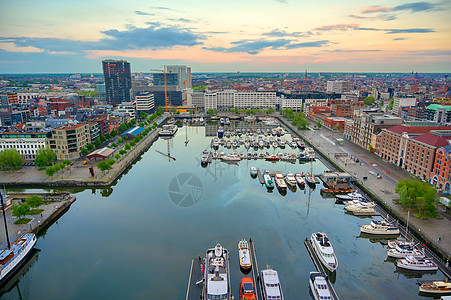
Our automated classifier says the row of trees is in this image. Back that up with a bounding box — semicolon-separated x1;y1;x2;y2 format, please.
281;109;309;130
230;108;274;115
45;159;72;177
396;178;438;217
11;195;44;221
0;146;58;170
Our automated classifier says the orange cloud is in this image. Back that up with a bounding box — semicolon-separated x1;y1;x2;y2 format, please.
360;7;391;14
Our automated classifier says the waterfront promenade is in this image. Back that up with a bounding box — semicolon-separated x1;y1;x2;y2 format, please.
278;115;451;261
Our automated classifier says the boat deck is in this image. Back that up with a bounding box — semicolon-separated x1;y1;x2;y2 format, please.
185;257;204;300
304;238;340;300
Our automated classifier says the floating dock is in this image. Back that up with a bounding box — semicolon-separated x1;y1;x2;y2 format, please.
304;238;340;300
249;238;262;300
185;256;203;300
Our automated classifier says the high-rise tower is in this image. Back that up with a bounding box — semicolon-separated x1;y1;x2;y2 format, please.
102;59;132;105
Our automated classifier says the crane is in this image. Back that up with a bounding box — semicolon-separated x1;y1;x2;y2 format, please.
151;67;173;114
183;79;188;106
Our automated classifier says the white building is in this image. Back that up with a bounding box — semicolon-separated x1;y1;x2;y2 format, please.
393;97;416;113
0;132;49;160
217;90;235;111
135;92;155;115
191;91;205;111
117;102;136;119
280;98;303;111
303;99;329;117
327;80;351;93
205;93;218;111
234;92;277;109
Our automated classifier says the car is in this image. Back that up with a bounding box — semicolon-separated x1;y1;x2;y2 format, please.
355;159;360;163
386;171;390;174
371;163;377;167
363;176;368;181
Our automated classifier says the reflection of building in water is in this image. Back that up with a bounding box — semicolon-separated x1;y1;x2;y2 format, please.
205;121;280;137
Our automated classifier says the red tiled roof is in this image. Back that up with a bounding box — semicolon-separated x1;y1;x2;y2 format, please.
412;132;451;147
387;124;450;135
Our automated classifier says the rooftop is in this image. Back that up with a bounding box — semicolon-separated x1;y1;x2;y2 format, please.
412;132;451;147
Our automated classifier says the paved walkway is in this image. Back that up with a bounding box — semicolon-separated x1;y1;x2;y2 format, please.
278;115;451;260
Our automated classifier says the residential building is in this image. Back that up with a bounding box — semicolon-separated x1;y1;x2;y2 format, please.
330;103;352;118
326;80;351;93
430;145;451;192
48;123;91;159
102;59;132;105
280;98;303;111
117;102;136;119
392;97;416;114
0;132;49;160
205;93;217;111
423;104;451;123
234;92;277;109
217;91;235;111
135;92;155;115
323;117;346;130
191;91;205;111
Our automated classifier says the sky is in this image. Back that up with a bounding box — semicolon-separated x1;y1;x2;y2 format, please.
0;0;450;73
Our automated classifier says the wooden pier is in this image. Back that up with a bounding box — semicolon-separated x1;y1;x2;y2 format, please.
249;238;262;300
185;256;203;300
304;238;340;300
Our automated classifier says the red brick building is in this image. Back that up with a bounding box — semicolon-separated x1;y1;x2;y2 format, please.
430;145;451;192
323;117;346;130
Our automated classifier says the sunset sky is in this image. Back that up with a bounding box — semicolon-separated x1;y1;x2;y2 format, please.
0;0;450;73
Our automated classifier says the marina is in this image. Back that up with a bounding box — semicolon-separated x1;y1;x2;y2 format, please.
0;122;449;299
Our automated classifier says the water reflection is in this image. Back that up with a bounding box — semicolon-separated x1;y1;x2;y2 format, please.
0;249;39;297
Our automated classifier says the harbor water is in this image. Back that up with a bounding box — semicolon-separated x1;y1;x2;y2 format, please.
0;122;446;299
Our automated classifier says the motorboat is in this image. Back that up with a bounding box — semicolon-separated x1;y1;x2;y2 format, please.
387;239;416;249
266;155;279;161
238;239;252;271
240;277;256;300
310;232;338;272
203;243;231;300
0;233;37;286
263;172;275;189
387;245;424;258
295;173;305;187
274;173;287;191
225;118;230;125
344;202;377;215
260;269;284;300
221;154;241;162
309;272;334;300
220;118;225;125
201;151;210;167
284;172;297;187
250;167;258;177
360;220;400;235
218;127;224;138
419;281;451;295
159;124;178;137
305;173;316;186
396;255;438;271
335;192;364;203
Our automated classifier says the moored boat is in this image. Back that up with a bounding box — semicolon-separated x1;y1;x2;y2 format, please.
274;173;287;191
260;269;284;300
360;220;400;235
263;172;275;189
387;245;424;258
238;239;252;271
266;155;279;161
335;192;364;203
295;173;305;187
218;127;224;138
204;243;231;300
221;154;241;162
387;239;416;249
310;232;338;272
0;233;37;286
305;173;316;186
240;277;256;300
419;281;451;295
396;255;438;271
159;124;178;137
309;272;335;300
250;167;258;177
284;172;297;187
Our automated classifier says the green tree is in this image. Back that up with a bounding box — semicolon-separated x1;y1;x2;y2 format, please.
316;121;322;128
125;144;131;150
87;143;95;151
117;138;123;144
45;166;56;177
11;204;30;219
81;147;89;156
119;149;127;155
105;133;112;140
110;130;118;137
25;195;43;208
396;179;437;217
97;161;111;172
114;154;120;160
94;137;101;148
364;96;376;105
100;135;107;143
107;158;115;165
388;98;394;110
130;119;137;125
111;143;117;148
118;123;128;133
0;148;24;169
35;147;57;167
130;141;136;147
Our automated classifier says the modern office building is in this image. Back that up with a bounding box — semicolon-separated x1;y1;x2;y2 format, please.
166;65;192;93
153;73;178;87
0;132;50;160
117;102;136;119
135;92;155;115
97;83;107;102
48;123;91;159
102;59;132;105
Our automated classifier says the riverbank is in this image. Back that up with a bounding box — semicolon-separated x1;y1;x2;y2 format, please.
277;114;451;262
0;118;165;188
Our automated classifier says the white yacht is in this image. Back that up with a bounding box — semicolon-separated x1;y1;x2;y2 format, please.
274;173;287;191
260;269;284;300
284;172;297;187
204;244;231;300
335;192;364;203
221;154;241;162
396;255;438;271
309;272;334;300
387;245;425;258
387;239;416;249
345;202;377;216
360;220;400;235
250;167;258;177
159;124;178;137
311;232;338;272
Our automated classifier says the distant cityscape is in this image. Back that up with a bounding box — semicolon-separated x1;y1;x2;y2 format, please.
0;61;451;193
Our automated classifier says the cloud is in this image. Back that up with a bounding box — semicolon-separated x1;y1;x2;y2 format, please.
169;18;194;23
203;39;291;54
385;28;435;34
135;10;154;16
275;0;287;3
263;29;304;37
408;50;451;56
393;38;407;40
0;26;205;53
392;2;437;12
361;7;391;14
150;6;172;10
285;40;329;49
324;49;381;52
313;24;360;31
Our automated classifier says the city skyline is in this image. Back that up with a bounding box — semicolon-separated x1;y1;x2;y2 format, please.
0;0;450;73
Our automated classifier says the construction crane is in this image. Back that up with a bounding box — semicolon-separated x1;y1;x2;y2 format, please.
151;67;173;114
183;79;188;106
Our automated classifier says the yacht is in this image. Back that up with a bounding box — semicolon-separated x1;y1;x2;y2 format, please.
387;245;424;258
238;239;252;271
309;272;334;300
284;172;297;187
0;233;37;286
335;192;364;204
218;127;224;138
419;281;451;295
310;232;338;272
387;239;416;249
305;173;316;186
159;124;178;137
201;151;210;167
240;277;256;300
204;244;231;300
274;173;287;191
263;172;275;189
221;154;241;162
360;220;400;235
344;202;377;215
260;269;284;300
295;173;305;187
396;255;438;271
250;167;258;177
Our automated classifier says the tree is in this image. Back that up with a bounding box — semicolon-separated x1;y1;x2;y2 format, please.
125;144;131;150
0;148;24;169
364;96;376;105
316;121;322;128
388;98;394;110
396;179;437;217
110;130;118;137
25;195;43;208
97;161;111;172
11;204;30;220
119;149;126;155
117;138;123;144
118;123;128;133
114;154;120;160
94;137;101;148
105;133;112;140
87;143;95;151
35;147;57;167
46;166;56;177
81;147;89;156
107;158;115;165
130;141;136;147
99;135;107;143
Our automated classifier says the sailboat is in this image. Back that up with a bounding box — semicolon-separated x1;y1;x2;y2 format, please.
0;192;37;287
305;161;316;187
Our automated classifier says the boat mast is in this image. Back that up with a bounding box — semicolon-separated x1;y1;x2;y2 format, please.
0;191;11;249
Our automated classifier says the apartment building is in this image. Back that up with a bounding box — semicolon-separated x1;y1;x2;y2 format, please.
117;102;136;119
48;124;91;159
234;92;277;109
326;80;351;93
135;92;155;115
0;132;49;160
423;104;451;123
430;145;451;192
